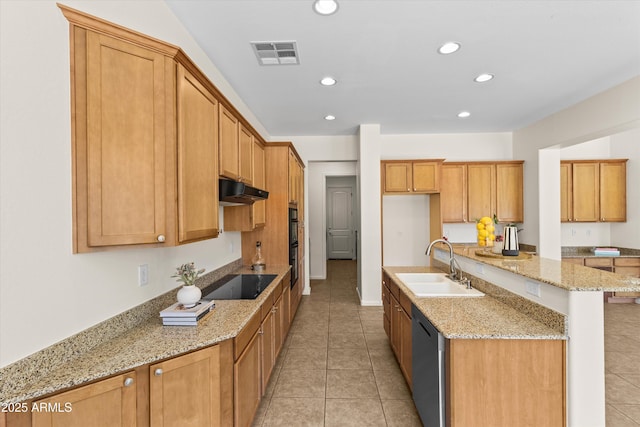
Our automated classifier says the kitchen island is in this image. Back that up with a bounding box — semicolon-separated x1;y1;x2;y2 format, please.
412;245;640;427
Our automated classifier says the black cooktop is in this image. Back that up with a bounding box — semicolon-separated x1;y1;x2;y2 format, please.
201;274;277;300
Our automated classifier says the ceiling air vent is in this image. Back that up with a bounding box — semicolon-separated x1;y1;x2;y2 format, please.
251;41;299;65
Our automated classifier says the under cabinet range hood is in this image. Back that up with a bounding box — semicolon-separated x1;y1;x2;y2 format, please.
219;178;269;205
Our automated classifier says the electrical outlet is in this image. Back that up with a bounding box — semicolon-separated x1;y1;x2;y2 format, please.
138;264;149;286
525;280;541;297
229;242;234;253
474;263;484;275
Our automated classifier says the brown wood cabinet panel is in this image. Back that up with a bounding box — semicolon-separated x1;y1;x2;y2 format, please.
384;162;412;193
599;161;626;222
239;124;254;184
32;372;137;427
563;257;584;266
412;161;441;192
585;257;613;268
467;163;496;222
615;266;640;278
282;282;291;337
495;162;524;223
399;308;412;390
614;257;640;267
572;162;599;222
83;31;170;248
390;293;401;357
441;163;468;223
447;339;565;427
560;162;572;222
219;104;239;180
234;331;261;427
260;306;275;394
235;310;261;360
177;65;219;243
150;346;226;427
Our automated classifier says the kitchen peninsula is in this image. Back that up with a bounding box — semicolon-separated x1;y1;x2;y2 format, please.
413;245;640;427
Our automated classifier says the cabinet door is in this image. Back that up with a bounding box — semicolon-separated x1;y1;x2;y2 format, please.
441;164;468;222
400;308;412;390
234;331;261;427
238;124;254;184
282;283;291;338
495;163;523;223
219;105;239;180
177;65;219;243
274;294;284;355
560;163;572;222
572;162;599;222
150;346;224;427
253;141;266;227
260;307;275;393
32;372;137;427
384;163;412;193
412;161;440;193
85;31;168;247
390;294;401;358
467;164;496;221
599;161;626;222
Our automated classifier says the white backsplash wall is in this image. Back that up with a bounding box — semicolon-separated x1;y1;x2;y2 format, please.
560;223;611;247
442;223;478;243
382;195;430;266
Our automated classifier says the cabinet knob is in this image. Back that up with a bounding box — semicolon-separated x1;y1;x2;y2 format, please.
123;377;134;387
157;234;166;242
258;327;264;335
407;188;410;191
154;368;163;376
568;219;572;222
601;218;605;221
413;188;416;191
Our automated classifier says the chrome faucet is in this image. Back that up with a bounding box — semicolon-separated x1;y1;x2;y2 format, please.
426;239;462;281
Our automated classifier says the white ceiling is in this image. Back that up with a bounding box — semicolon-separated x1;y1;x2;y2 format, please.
165;0;640;136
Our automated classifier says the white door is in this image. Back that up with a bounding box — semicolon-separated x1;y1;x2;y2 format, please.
327;186;354;259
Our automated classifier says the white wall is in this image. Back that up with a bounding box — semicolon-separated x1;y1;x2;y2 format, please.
382;195;430;266
611;129;640;249
513;76;640;257
0;0;263;367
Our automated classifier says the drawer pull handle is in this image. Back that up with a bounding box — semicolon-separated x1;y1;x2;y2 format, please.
157;234;166;242
123;377;134;387
154;368;163;376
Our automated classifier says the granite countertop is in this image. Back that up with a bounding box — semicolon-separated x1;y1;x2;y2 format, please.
0;265;290;405
450;245;640;292
561;246;640;258
383;266;565;340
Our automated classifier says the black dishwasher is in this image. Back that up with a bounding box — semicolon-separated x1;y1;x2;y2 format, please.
412;304;445;427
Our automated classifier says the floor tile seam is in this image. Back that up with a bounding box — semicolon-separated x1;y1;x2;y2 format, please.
607;403;640;425
615;373;640;390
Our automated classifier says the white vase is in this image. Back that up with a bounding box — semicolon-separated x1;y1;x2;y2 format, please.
177;285;202;308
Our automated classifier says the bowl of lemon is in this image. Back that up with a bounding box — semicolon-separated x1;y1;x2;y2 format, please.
476;216;497;250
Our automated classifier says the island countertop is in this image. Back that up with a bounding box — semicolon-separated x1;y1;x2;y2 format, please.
0;265;291;405
383;266;566;340
450;245;640;292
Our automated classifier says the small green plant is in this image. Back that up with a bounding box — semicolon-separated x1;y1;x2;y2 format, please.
171;262;205;286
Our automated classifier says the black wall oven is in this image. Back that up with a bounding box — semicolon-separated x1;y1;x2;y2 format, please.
288;207;299;288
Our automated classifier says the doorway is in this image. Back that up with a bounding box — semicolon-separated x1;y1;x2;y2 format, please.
326;176;357;260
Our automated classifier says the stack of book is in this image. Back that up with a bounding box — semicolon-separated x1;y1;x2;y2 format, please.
160;300;215;326
594;247;620;256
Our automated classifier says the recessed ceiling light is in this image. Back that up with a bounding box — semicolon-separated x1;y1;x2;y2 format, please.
457;111;471;118
313;0;339;16
474;73;494;83
324;115;336;121
320;76;337;86
438;42;461;55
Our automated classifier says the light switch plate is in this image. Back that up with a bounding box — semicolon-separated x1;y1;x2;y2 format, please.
525;280;541;297
138;264;149;286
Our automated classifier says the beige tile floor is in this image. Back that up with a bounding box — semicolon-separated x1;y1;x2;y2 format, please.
605;302;640;426
252;260;421;426
252;260;640;426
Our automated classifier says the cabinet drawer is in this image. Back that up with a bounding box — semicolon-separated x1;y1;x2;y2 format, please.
614;266;640;278
585;258;612;267
399;290;412;316
614;257;640;267
388;278;400;299
563;257;584;266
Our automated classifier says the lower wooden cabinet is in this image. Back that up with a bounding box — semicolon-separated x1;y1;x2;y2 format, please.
150;344;232;427
234;330;262;427
447;339;565;427
383;274;412;389
31;371;137;427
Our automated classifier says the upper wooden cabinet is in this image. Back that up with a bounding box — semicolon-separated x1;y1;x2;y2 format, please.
177;65;219;243
74;29;173;250
61;5;268;252
219;105;240;181
219;108;254;184
442;161;523;223
561;159;627;222
382;160;443;194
